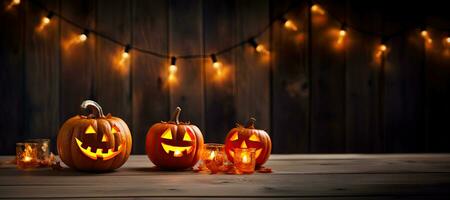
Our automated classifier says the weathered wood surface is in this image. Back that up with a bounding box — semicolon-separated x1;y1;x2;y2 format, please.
1;154;450;199
1;0;450;154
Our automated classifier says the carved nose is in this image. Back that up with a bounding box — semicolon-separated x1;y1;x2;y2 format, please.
240;141;247;148
101;134;108;142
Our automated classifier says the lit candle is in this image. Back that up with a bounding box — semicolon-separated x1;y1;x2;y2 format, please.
234;148;256;174
16;142;39;169
201;143;226;173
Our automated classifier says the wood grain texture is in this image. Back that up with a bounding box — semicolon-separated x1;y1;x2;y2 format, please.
131;0;170;153
1;155;450;198
345;3;383;152
202;0;236;143
24;0;60;150
271;0;309;153
95;0;131;127
168;0;205;130
59;0;96;134
310;0;346;153
0;0;25;154
234;0;271;133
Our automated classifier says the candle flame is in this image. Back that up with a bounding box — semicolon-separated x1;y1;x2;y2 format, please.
209;151;216;160
174;150;182;157
242;153;249;164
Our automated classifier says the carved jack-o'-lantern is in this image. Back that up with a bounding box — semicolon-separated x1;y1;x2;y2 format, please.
146;107;204;170
224;118;271;166
57;100;132;171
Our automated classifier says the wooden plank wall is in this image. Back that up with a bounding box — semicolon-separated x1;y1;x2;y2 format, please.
0;0;449;154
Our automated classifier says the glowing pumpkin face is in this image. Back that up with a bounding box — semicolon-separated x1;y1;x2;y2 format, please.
57;100;132;171
146;107;204;170
224;118;272;166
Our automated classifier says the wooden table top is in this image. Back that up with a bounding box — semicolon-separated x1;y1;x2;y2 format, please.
1;154;450;199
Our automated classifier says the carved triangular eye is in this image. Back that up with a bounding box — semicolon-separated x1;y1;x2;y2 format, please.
230;132;238;141
249;134;260;142
161;128;172;140
183;132;192;141
111;126;119;134
85;125;96;134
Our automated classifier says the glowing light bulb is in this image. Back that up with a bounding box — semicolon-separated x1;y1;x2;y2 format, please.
311;4;325;15
169;64;177;73
421;30;428;37
12;0;20;5
446;37;450;44
379;44;387;52
284;20;298;31
339;30;346;37
79;33;87;42
213;61;222;69
256;44;269;54
42;16;51;25
122;52;129;58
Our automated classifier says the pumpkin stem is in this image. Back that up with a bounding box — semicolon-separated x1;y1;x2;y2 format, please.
80;100;105;118
246;117;256;128
170;107;181;124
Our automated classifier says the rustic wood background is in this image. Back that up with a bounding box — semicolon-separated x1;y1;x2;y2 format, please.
1;0;449;154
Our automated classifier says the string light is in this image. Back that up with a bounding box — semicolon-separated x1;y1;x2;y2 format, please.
169;57;177;73
311;4;325;15
420;27;433;44
446;33;450;45
211;54;222;69
79;30;88;42
122;45;131;59
337;23;347;45
249;38;269;55
7;0;20;9
280;17;298;31
37;12;53;31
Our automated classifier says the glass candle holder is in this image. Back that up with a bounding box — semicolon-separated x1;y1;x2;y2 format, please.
234;148;256;174
25;139;50;161
201;143;226;173
16;142;39;169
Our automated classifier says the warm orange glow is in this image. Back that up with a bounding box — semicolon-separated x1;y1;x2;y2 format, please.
6;0;20;9
446;37;450;44
284;20;298;31
169;64;177;74
379;44;387;52
311;4;325;15
336;29;347;46
240;141;247;148
212;61;222;69
101;134;108;142
421;30;428;37
37;16;51;31
85;125;96;134
122;52;129;59
339;30;346;37
208;150;216;160
161;143;193;157
256;44;270;55
79;33;87;42
242;153;250;164
75;138;124;160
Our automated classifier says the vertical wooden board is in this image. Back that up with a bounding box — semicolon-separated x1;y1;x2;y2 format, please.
384;30;425;152
132;0;169;153
310;1;346;152
169;0;204;130
345;2;383;152
425;32;450;152
95;0;131;125
24;0;60;150
271;1;309;153
234;0;270;133
0;1;25;154
60;0;96;127
202;0;236;143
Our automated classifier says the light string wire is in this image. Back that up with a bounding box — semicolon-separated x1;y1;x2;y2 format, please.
16;0;450;61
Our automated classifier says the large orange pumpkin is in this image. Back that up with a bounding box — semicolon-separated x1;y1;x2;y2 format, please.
224;118;271;166
57;100;132;171
146;107;204;170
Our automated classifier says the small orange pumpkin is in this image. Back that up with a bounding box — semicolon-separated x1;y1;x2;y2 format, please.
57;100;132;171
146;107;204;170
224;118;271;166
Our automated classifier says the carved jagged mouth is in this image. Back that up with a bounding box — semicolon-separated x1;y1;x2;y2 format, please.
229;148;262;159
75;138;123;160
161;143;193;157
